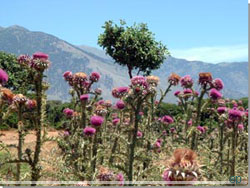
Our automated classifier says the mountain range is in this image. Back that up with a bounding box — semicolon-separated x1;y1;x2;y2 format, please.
0;25;248;103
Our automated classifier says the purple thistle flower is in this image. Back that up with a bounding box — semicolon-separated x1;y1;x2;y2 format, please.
63;108;74;118
174;90;181;96
180;75;193;88
0;69;8;85
112;118;120;125
97;99;105;105
183;88;193;94
116;100;125;110
237;124;244;131
161;115;174;125
228;109;243;121
197;125;206;134
212;78;224;91
139;111;144;116
90;115;104;127
209;88;222;100
25;99;37;110
117;86;129;94
17;54;31;66
112;88;120;98
188;119;192;126
80;94;89;101
137;131;143;138
95;88;102;95
170;127;176;133
217;107;227;114
63;71;73;81
116;173;124;186
64;131;70;136
32;52;49;60
83;127;96;136
131;76;148;88
157;138;163;144
154;141;161;148
90;72;100;82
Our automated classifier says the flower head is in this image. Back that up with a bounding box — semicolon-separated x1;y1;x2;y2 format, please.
96;99;105;106
197;125;206;134
63;108;74;118
183;88;193;94
180;75;193;88
188;119;192;127
25;99;37;110
154;141;161;148
217;107;227;114
131;76;148;89
80;94;89;101
112;118;120;125
17;54;31;66
30;58;50;71
198;72;212;85
83;127;96;136
228;109;243;121
212;78;224;91
168;73;181;86
13;94;27;105
170;127;176;133
116;173;124;186
64;131;70;136
111;86;130;98
139;111;144;116
237;124;244;131
157;138;163;144
90;115;104;127
32;52;49;60
137;131;143;138
209;88;222;100
174;90;181;97
146;75;160;86
63;71;73;81
73;72;88;84
90;72;100;82
103;100;112;107
0;69;8;85
194;91;199;96
161;115;174;125
0;88;14;102
95;88;102;95
97;166;114;181
116;100;125;110
94;105;107;116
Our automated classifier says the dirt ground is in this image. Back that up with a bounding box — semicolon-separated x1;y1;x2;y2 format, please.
0;129;64;180
0;129;61;145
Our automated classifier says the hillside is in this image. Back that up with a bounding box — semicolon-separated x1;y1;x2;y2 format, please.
0;25;248;103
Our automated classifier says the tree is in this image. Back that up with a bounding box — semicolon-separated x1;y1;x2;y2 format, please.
98;20;169;78
0;51;32;94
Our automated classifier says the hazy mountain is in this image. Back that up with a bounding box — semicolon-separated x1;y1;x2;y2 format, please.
0;25;248;103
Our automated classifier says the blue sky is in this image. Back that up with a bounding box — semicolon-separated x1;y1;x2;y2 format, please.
0;0;248;63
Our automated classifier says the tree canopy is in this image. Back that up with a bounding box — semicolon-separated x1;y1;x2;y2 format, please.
98;20;169;78
0;51;31;94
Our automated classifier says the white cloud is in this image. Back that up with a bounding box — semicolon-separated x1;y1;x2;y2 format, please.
171;44;248;63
